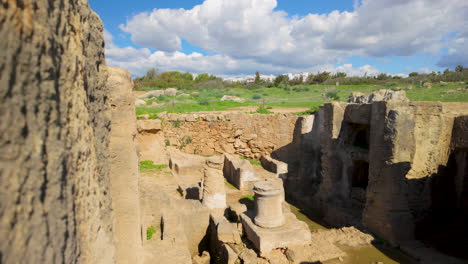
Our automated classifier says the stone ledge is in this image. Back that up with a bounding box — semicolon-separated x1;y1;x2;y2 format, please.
137;119;162;132
241;210;311;255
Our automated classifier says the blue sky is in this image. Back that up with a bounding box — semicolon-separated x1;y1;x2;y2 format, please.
89;0;467;77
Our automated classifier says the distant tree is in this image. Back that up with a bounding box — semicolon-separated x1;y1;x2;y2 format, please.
455;65;464;73
274;75;289;86
195;73;218;82
144;68;158;80
298;75;304;85
375;73;390;80
313;71;331;84
255;71;261;84
409;72;419;77
181;72;194;81
443;68;450;75
305;73;315;84
334;72;347;78
289;75;304;86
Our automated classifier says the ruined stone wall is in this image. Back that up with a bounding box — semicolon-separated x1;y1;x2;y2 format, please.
0;1;114;263
144;112;300;161
286;101;468;245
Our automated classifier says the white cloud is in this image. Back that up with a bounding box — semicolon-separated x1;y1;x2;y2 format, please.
437;29;468;68
110;0;468;75
105;31;382;77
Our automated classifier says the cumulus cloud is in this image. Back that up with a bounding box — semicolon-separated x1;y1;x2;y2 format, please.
105;31;380;77
110;0;468;75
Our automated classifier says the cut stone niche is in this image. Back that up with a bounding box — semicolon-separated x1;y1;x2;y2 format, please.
345;123;370;150
349;160;369;204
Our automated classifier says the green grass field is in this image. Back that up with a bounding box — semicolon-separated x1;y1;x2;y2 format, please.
136;82;468;115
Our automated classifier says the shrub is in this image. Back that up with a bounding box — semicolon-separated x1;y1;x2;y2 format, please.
255;107;272;114
146;226;156;240
180;136;192;150
249;160;261;166
157;95;168;102
241;194;254;201
140;160;169;172
184;136;192;144
292;86;310;92
172;120;181;128
324;87;340;101
148;113;160;120
295;105;320;116
252;94;262;100
165;140;171;146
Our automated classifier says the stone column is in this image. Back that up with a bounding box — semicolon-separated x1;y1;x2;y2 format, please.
254;181;284;228
202;156;226;209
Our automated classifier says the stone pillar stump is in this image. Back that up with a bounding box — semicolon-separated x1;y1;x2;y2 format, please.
253;181;284;228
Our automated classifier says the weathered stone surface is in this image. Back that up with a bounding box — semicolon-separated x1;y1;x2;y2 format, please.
137;119;162;132
241;211;311;255
348;89;409;103
169;149;206;185
135;98;147;106
223;244;240;264
140;176;210;259
223;154;259;190
211;215;242;244
238;248;258;264
0;1;114;263
146;113;298;160
452;116;468;150
138;89;165;99
206;155;224;170
202;167;226;209
288;99;468;250
165;88;178;96
108;67;143;263
254;181;285;228
221;95;246;103
260;155;288;179
192;251;211;264
343;103;372;125
227;203;248;222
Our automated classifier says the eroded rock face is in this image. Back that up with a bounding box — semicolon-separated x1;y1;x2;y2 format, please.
288;100;468;246
108;67;143;263
348;89;409;103
0;1;113;263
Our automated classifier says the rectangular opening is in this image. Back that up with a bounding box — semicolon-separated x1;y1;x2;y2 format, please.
351;160;369;189
345;123;370;150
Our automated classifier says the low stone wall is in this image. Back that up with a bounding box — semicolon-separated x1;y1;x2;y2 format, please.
148;112;300;160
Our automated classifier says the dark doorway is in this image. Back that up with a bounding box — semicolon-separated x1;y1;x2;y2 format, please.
345;123;370;150
351;160;369;189
349;160;369;206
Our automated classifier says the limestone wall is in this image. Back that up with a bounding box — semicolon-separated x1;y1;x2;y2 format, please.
285;101;468;246
0;1;114;263
138;112;300;161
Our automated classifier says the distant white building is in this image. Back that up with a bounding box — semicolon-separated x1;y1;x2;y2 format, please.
224;74;275;83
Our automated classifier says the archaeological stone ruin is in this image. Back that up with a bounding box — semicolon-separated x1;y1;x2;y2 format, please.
1;1;467;264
